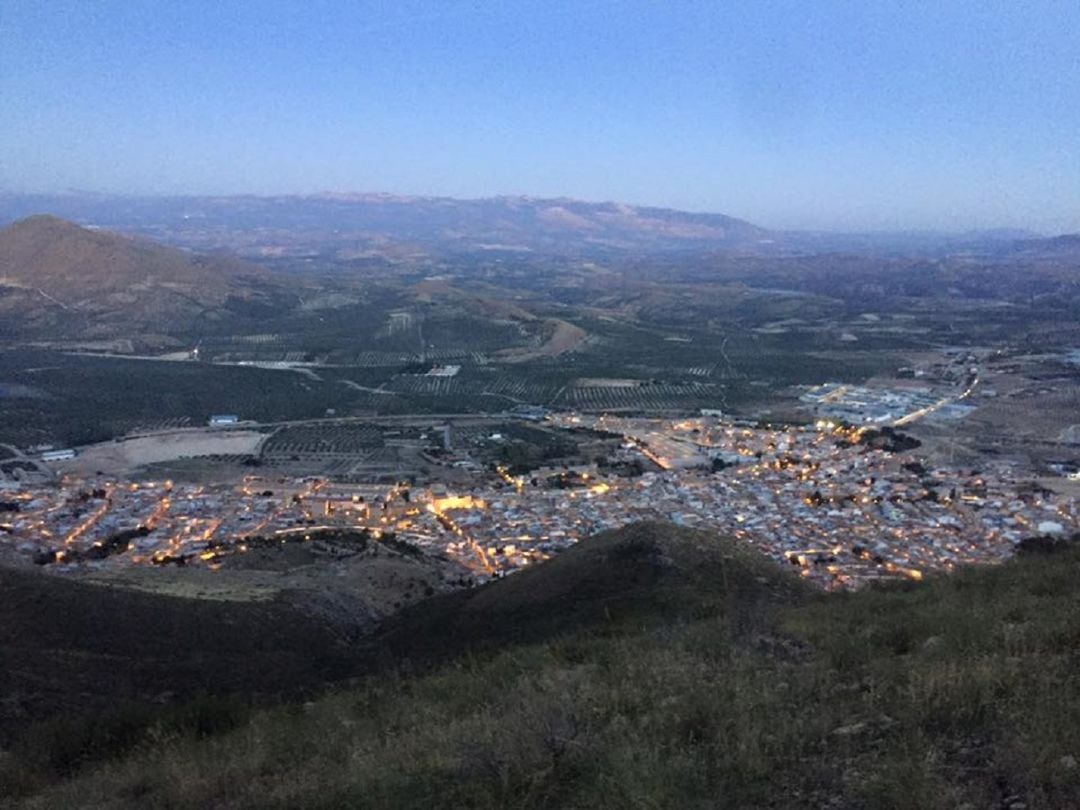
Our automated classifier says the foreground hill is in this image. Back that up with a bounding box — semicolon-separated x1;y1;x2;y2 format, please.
8;522;1080;808
374;520;810;662
0;215;284;342
0;530;476;748
0;565;365;744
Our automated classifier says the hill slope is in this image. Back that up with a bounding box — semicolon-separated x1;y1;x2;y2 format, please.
374;520;809;662
0;216;279;340
0;565;365;744
8;522;1080;809
1013;232;1080;258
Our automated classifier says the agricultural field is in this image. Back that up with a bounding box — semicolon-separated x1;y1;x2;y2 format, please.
126;416;194;433
909;352;1080;471
261;423;411;458
257;422;438;482
0;351;365;448
557;380;723;412
133;455;263;484
0;273;928;451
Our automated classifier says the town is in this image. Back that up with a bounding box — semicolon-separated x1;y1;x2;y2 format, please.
1;412;1075;590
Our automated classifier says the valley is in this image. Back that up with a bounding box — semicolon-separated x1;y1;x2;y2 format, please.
2;208;1078;597
0;200;1078;808
7;3;1080;804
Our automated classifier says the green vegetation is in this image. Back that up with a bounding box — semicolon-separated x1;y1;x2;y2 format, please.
0;351;364;446
2;694;254;796
0;278;915;447
483;423;579;472
10;524;1080;808
0;564;369;801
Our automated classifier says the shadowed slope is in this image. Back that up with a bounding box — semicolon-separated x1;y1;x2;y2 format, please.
0;565;363;745
10;526;1080;808
374;521;810;664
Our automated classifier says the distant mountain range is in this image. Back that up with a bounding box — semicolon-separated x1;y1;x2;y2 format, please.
1;192;1075;261
0;193;771;257
0;195;1071;289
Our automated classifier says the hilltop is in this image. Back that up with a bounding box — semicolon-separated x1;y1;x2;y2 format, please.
0;215;257;296
0;564;360;742
0;216;284;342
374;520;810;663
6;521;1080;808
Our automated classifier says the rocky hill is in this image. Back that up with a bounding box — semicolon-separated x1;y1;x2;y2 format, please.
0;530;473;750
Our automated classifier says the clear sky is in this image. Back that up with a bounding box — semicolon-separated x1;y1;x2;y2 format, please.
2;0;1078;232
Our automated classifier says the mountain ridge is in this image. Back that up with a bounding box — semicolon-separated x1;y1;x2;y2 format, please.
0;192;771;256
4;192;1074;260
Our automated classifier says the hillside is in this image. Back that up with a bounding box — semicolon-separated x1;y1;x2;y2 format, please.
0;565;364;744
0;530;477;749
7;521;1080;808
0;216;281;341
1013;232;1080;259
374;520;810;662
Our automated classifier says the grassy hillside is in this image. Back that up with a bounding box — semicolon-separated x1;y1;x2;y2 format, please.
7;523;1080;808
0;566;370;751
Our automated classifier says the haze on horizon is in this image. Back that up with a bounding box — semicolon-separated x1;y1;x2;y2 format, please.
2;0;1079;234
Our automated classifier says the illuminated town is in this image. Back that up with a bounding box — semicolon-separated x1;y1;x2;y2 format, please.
2;413;1075;590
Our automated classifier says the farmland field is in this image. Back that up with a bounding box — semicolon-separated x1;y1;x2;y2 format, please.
0;276;921;450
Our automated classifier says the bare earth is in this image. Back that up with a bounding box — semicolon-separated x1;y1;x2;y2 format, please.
61;430;266;476
496;318;587;363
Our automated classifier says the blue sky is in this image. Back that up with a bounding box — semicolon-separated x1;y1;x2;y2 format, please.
2;0;1078;232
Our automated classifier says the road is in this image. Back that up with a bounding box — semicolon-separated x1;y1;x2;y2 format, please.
892;374;978;428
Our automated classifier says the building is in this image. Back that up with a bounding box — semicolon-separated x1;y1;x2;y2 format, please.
508;405;549;422
208;414;240;427
427;364;461;377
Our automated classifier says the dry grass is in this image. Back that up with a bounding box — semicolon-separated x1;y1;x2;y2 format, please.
8;528;1080;809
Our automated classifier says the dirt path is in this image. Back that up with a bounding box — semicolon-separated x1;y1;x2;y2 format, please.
495;318;587;363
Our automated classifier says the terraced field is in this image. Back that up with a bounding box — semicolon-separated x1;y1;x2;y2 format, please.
558;380;723;411
261;424;394;457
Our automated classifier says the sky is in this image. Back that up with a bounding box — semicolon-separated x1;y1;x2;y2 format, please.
2;0;1079;233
